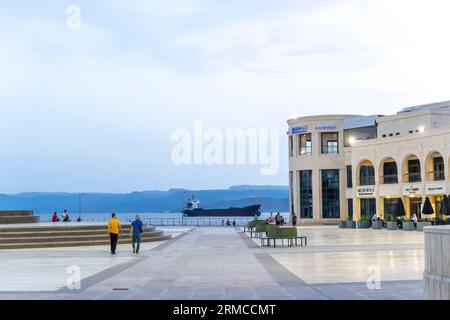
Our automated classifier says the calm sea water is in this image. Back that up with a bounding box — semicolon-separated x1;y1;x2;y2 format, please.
37;211;289;223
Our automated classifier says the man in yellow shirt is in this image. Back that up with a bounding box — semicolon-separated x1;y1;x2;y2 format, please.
108;213;121;254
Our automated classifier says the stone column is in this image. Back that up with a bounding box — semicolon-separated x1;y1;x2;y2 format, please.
423;225;450;300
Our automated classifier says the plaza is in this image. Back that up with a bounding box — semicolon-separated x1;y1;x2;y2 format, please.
0;225;424;300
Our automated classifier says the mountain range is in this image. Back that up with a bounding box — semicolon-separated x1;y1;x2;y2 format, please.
0;185;289;214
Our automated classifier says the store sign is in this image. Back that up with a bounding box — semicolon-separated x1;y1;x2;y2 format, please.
291;126;308;134
402;185;423;196
315;125;337;130
357;186;376;197
425;183;446;195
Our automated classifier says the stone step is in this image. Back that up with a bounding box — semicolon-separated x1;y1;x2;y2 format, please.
0;216;40;224
0;227;156;238
0;211;34;217
0;230;165;244
0;224;146;233
0;235;172;250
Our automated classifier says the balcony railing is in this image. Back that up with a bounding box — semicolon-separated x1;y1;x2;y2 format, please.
427;171;445;181
359;177;375;186
380;174;398;184
403;172;422;183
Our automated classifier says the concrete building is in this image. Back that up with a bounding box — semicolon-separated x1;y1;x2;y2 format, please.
287;100;450;224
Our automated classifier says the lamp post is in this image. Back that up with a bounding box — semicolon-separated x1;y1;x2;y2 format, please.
78;193;85;222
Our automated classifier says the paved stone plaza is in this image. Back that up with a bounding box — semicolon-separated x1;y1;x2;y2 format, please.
0;226;425;300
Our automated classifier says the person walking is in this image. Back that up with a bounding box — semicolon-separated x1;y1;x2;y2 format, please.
292;212;298;227
130;214;143;255
108;213;121;255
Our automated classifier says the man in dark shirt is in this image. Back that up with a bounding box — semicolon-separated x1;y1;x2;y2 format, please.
130;214;144;254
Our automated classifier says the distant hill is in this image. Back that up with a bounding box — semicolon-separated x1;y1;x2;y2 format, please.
0;186;289;213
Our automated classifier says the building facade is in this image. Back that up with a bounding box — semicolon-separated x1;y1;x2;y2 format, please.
287;101;450;224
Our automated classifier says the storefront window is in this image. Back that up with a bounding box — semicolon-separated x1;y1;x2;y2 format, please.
299;170;313;218
321;169;340;218
435;196;443;215
348;199;353;220
360;198;376;218
289;171;294;213
289;136;294;157
410;197;422;217
384;198;399;217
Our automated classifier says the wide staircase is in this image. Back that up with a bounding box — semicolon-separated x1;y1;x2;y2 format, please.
0;224;171;250
0;211;40;224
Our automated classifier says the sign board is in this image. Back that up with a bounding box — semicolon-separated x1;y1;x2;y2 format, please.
357;186;376;197
402;185;423;196
425;182;446;195
291;126;308;135
315;125;337;130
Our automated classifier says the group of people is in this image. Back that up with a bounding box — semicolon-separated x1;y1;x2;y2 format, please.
222;219;236;226
51;210;78;222
108;213;143;255
254;212;298;226
266;212;286;226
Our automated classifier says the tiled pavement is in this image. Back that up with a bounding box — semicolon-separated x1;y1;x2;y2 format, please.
0;226;425;300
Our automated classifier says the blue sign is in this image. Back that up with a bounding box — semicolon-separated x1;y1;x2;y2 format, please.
291;126;308;134
315;125;337;130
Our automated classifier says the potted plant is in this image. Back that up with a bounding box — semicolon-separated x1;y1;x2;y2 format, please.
345;216;356;229
372;218;383;229
358;215;371;229
385;214;397;230
416;218;432;231
402;218;415;231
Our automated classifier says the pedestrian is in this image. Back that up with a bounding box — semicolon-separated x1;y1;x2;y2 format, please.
232;220;236;226
222;219;225;226
108;213;121;255
130;214;143;255
51;212;59;222
226;219;231;226
292;212;298;227
275;213;281;226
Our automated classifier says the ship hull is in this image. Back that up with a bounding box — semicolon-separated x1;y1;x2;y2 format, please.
183;205;261;217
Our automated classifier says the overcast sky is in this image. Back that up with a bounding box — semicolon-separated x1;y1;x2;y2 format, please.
1;0;450;193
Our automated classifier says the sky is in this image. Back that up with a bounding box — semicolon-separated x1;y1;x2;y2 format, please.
1;0;450;193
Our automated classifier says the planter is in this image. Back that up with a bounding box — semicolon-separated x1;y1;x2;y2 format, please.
339;221;347;228
386;221;398;230
358;221;371;229
345;221;356;229
402;221;415;231
372;221;383;229
417;221;432;232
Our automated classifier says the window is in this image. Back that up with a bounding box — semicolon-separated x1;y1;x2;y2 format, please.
383;162;398;184
389;133;393;137
384;198;398;217
321;169;340;218
396;132;400;136
299;170;313;219
382;134;386;138
299;133;312;155
347;199;353;220
321;132;339;154
433;157;445;181
436;196;443;215
289;171;294;213
359;165;375;186
360;199;376;218
343;126;377;147
409;130;413;134
408;159;421;182
346;165;353;188
289;136;293;157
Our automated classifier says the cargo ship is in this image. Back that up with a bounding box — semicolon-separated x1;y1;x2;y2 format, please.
182;196;261;217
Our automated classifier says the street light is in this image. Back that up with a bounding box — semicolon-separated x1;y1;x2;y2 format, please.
78;193;85;222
